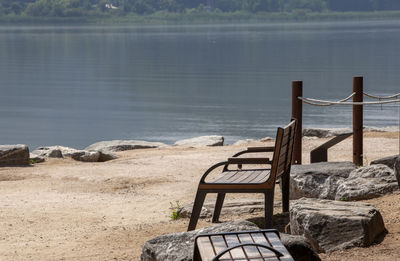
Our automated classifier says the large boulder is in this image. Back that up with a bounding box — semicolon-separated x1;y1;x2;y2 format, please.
395;157;400;187
174;136;224;147
290;162;356;200
141;220;320;261
371;155;399;169
85;140;168;152
290;198;386;253
0;144;29;166
335;164;398;200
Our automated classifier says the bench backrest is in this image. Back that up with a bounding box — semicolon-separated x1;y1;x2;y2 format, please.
269;119;297;182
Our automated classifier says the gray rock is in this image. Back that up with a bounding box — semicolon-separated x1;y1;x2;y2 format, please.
302;128;351;138
335;164;398;200
71;150;117;162
371;155;399;169
98;151;118;162
290;162;356;200
85;140;168;152
29;153;45;163
48;149;63;158
174;136;224;147
0;144;29;166
141;220;320;261
290;198;386;253
395;157;400;187
179;199;275;219
71;150;101;162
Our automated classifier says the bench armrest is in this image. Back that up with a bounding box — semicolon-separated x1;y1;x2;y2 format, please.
228;157;271;165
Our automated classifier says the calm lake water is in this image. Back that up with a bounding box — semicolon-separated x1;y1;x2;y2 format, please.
0;21;399;149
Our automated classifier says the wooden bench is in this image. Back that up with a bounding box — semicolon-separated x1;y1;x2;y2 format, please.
188;120;297;231
193;229;294;261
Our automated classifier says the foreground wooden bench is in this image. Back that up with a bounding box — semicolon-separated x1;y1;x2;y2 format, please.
193;229;294;261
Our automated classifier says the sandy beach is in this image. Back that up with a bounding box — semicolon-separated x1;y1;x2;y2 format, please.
0;131;399;260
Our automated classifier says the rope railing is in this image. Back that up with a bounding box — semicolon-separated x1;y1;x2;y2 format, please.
291;78;400;166
363;92;400;100
298;97;400;106
298;92;355;106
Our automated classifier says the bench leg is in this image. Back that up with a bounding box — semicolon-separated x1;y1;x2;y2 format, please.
264;190;274;228
281;172;290;213
188;191;207;231
212;193;225;223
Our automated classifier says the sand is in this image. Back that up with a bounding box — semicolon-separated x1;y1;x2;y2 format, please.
0;131;399;260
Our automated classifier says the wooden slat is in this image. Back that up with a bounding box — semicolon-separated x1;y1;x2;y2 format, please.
241;170;263;183
196;236;216;261
224;234;247;260
237;234;263;261
210;235;231;261
250;170;270;183
227;171;255;183
232;170;256;183
264;232;294;261
250;233;280;260
212;171;240;183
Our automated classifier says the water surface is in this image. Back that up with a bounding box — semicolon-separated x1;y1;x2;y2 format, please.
0;21;399;149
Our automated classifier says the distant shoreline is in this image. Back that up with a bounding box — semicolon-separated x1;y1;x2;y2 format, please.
2;10;400;25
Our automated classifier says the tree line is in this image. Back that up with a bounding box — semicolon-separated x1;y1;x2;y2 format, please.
2;0;400;17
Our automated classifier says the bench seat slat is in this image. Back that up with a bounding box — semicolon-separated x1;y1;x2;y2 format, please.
210;235;231;260
211;170;270;184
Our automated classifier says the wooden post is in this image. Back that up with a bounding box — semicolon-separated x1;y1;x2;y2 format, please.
292;81;303;165
353;77;363;166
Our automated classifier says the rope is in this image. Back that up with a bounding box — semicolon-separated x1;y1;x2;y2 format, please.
363;92;400;100
298;92;355;107
299;97;400;106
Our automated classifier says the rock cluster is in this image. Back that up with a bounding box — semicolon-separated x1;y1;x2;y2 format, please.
31;146;117;162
